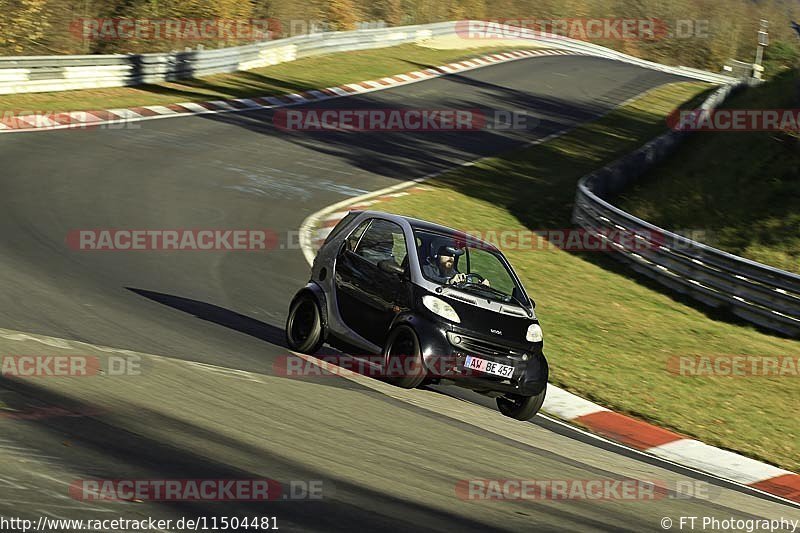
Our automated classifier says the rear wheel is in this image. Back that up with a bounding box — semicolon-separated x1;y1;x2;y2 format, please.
496;388;546;421
382;325;426;389
285;294;323;354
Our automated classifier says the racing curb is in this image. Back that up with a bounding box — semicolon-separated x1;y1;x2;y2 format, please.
0;48;573;133
299;187;800;507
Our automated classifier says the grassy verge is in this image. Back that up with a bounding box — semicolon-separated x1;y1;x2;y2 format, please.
1;43;537;114
373;81;800;472
617;70;800;274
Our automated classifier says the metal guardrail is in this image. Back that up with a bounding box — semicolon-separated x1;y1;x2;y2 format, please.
0;21;736;95
490;26;737;85
572;81;800;338
0;23;450;94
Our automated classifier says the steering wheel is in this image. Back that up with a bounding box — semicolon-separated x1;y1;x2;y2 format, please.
464;273;485;284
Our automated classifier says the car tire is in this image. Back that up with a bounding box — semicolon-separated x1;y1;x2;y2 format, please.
285;293;324;354
496;388;546;421
382;325;426;389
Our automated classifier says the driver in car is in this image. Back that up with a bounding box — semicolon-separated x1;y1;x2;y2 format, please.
424;246;490;286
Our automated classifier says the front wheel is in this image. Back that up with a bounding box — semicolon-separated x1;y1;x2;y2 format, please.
285;294;323;354
382;325;426;389
496;388;546;420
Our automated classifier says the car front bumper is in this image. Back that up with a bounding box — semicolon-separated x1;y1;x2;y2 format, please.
413;319;548;397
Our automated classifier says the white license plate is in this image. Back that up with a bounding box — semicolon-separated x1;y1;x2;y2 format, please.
464;356;514;378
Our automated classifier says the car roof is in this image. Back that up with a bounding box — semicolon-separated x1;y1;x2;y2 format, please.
355;210;501;252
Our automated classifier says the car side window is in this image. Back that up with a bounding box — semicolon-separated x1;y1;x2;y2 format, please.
346;220;371;252
326;212;360;244
354;219;407;267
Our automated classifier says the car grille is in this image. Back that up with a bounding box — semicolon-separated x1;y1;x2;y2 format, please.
446;332;524;360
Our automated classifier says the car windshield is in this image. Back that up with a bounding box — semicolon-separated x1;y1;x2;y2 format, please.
414;229;524;304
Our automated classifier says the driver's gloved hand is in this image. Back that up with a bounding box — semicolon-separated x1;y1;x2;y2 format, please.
449;273;467;284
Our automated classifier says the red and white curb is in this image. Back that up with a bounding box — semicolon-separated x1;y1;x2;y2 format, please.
298;185;800;507
543;387;800;503
0;49;574;134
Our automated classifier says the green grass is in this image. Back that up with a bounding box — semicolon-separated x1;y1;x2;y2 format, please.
374;81;800;472
0;44;538;114
617;70;800;274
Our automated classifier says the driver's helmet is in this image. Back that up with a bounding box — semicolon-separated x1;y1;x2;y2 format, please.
432;241;464;267
435;244;461;259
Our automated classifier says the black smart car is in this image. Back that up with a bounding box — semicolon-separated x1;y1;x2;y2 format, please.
286;211;548;420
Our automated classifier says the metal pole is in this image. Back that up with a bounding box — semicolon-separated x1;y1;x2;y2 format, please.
753;19;769;80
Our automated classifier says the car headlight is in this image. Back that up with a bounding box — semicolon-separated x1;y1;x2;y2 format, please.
422;295;461;323
526;323;543;343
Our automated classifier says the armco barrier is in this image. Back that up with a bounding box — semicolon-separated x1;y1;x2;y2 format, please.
0;23;448;94
0;21;735;95
572;81;800;338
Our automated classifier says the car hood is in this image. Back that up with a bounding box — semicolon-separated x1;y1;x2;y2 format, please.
434;289;539;350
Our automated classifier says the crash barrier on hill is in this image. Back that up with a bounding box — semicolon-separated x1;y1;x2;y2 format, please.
572;80;800;338
0;21;736;95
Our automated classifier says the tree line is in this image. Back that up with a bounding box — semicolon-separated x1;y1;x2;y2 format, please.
1;0;798;74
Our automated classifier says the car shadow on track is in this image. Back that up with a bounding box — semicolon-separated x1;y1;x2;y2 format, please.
127;287;289;349
126;287;423;390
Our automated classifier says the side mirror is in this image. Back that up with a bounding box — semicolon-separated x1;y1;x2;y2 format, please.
378;259;405;276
